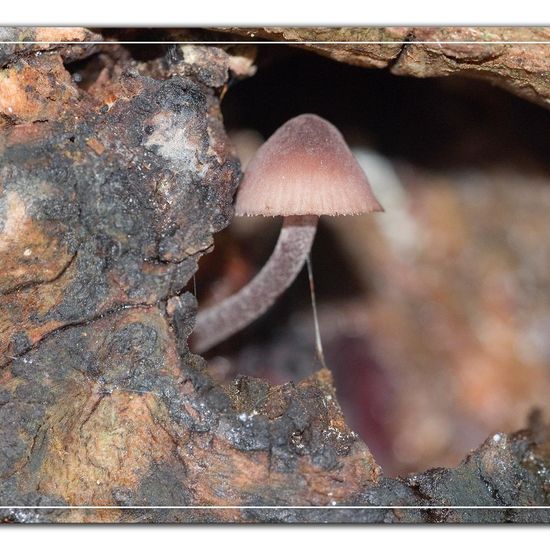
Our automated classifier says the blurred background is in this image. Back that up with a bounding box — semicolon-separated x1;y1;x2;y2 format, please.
193;46;550;477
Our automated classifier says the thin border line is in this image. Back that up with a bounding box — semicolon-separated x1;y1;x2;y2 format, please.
3;40;550;45
1;506;550;510
0;36;548;514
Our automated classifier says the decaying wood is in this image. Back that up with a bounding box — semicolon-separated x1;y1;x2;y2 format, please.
0;27;549;523
225;27;550;109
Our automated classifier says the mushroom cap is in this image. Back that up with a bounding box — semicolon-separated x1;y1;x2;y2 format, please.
235;114;383;217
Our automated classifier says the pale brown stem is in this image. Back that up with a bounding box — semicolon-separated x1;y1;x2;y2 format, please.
192;215;318;353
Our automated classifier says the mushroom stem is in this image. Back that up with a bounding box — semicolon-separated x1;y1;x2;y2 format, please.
192;215;318;353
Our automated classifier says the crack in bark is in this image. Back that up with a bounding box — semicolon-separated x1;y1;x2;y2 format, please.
385;28;416;71
1;302;155;370
477;466;507;506
0;249;78;298
144;399;182;452
1;412;48;482
78;390;105;439
401;476;439;523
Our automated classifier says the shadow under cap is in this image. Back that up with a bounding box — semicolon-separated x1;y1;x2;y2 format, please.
235;114;384;217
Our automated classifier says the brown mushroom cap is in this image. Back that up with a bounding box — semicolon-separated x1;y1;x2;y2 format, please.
235;114;383;217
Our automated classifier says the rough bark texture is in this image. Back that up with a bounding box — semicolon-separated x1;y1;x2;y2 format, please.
0;27;549;523
224;26;550;109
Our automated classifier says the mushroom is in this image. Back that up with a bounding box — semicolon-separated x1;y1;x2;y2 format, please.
192;114;383;354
